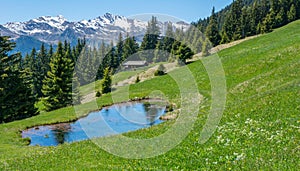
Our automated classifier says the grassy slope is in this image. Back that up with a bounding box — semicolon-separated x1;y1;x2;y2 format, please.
79;63;160;96
1;21;300;170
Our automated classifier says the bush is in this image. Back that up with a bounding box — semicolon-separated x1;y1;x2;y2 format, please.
135;76;140;83
96;91;102;97
154;64;166;76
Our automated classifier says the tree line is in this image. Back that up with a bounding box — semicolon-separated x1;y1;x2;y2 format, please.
0;36;86;122
195;0;300;46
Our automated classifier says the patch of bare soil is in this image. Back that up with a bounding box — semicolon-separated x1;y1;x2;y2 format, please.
190;35;260;61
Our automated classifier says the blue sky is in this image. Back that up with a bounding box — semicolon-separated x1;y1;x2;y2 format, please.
0;0;233;24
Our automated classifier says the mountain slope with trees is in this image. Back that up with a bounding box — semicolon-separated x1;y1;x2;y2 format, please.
194;0;300;46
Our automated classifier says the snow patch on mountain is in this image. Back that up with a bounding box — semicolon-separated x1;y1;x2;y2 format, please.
0;13;190;55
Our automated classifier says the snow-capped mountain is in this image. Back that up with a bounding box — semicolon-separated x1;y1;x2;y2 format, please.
0;13;189;55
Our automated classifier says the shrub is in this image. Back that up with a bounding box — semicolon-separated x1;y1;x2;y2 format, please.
154;64;166;76
96;91;102;97
135;76;140;83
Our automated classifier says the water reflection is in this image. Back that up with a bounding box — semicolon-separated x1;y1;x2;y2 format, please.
22;101;166;146
51;124;71;144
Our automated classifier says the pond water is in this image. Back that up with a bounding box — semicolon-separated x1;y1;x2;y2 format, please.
22;100;166;146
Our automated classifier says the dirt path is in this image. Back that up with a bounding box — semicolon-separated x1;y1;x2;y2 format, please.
190;35;260;61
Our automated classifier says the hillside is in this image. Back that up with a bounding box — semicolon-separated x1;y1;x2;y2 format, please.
0;20;299;170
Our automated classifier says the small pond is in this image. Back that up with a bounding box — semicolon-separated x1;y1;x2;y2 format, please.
22;100;166;146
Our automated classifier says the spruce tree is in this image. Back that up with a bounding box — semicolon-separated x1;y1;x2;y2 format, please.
275;7;287;27
101;67;112;94
163;22;175;53
122;34;139;61
222;0;243;41
202;38;211;57
76;47;98;85
154;64;166;76
287;4;297;22
175;43;194;64
205;7;221;46
96;40;107;79
140;16;161;62
42;41;75;111
0;36;38;122
34;43;49;98
154;22;175;62
116;33;124;67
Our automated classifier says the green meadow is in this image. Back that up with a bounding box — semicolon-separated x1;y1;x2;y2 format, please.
0;20;299;170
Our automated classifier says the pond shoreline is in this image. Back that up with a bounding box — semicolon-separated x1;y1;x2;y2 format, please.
22;98;170;146
21;97;169;132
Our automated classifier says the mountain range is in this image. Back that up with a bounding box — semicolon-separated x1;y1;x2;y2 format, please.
0;13;189;55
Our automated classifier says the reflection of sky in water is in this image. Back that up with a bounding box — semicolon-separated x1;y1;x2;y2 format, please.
22;102;165;146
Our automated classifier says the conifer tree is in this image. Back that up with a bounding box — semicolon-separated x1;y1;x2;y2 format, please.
34;43;49;98
107;40;116;69
202;38;211;57
275;7;287;27
261;9;276;33
175;43;194;64
205;7;221;46
287;4;297;22
76;47;98;85
101;67;112;94
163;22;175;53
140;16;161;62
116;33;124;66
154;64;166;76
42;41;75;111
122;34;139;61
154;22;175;62
0;36;38;122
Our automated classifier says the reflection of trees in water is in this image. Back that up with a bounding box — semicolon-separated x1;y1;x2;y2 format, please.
51;123;71;144
143;102;160;126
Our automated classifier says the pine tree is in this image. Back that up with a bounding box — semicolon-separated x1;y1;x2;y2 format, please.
23;48;37;97
116;33;124;66
191;30;203;53
154;40;163;62
0;36;38;122
175;43;194;64
222;0;243;41
241;6;251;37
107;40;116;69
163;22;175;52
48;44;54;60
169;40;181;62
205;7;221;46
275;7;287;27
34;43;49;98
202;38;211;57
154;22;175;62
220;28;230;44
101;67;112;94
140;16;161;62
154;64;166;76
287;4;297;22
42;41;75;111
122;34;139;61
261;9;276;33
72;72;81;105
76;47;98;85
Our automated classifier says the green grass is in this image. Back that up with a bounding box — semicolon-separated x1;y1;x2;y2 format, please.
1;21;300;170
79;64;159;96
